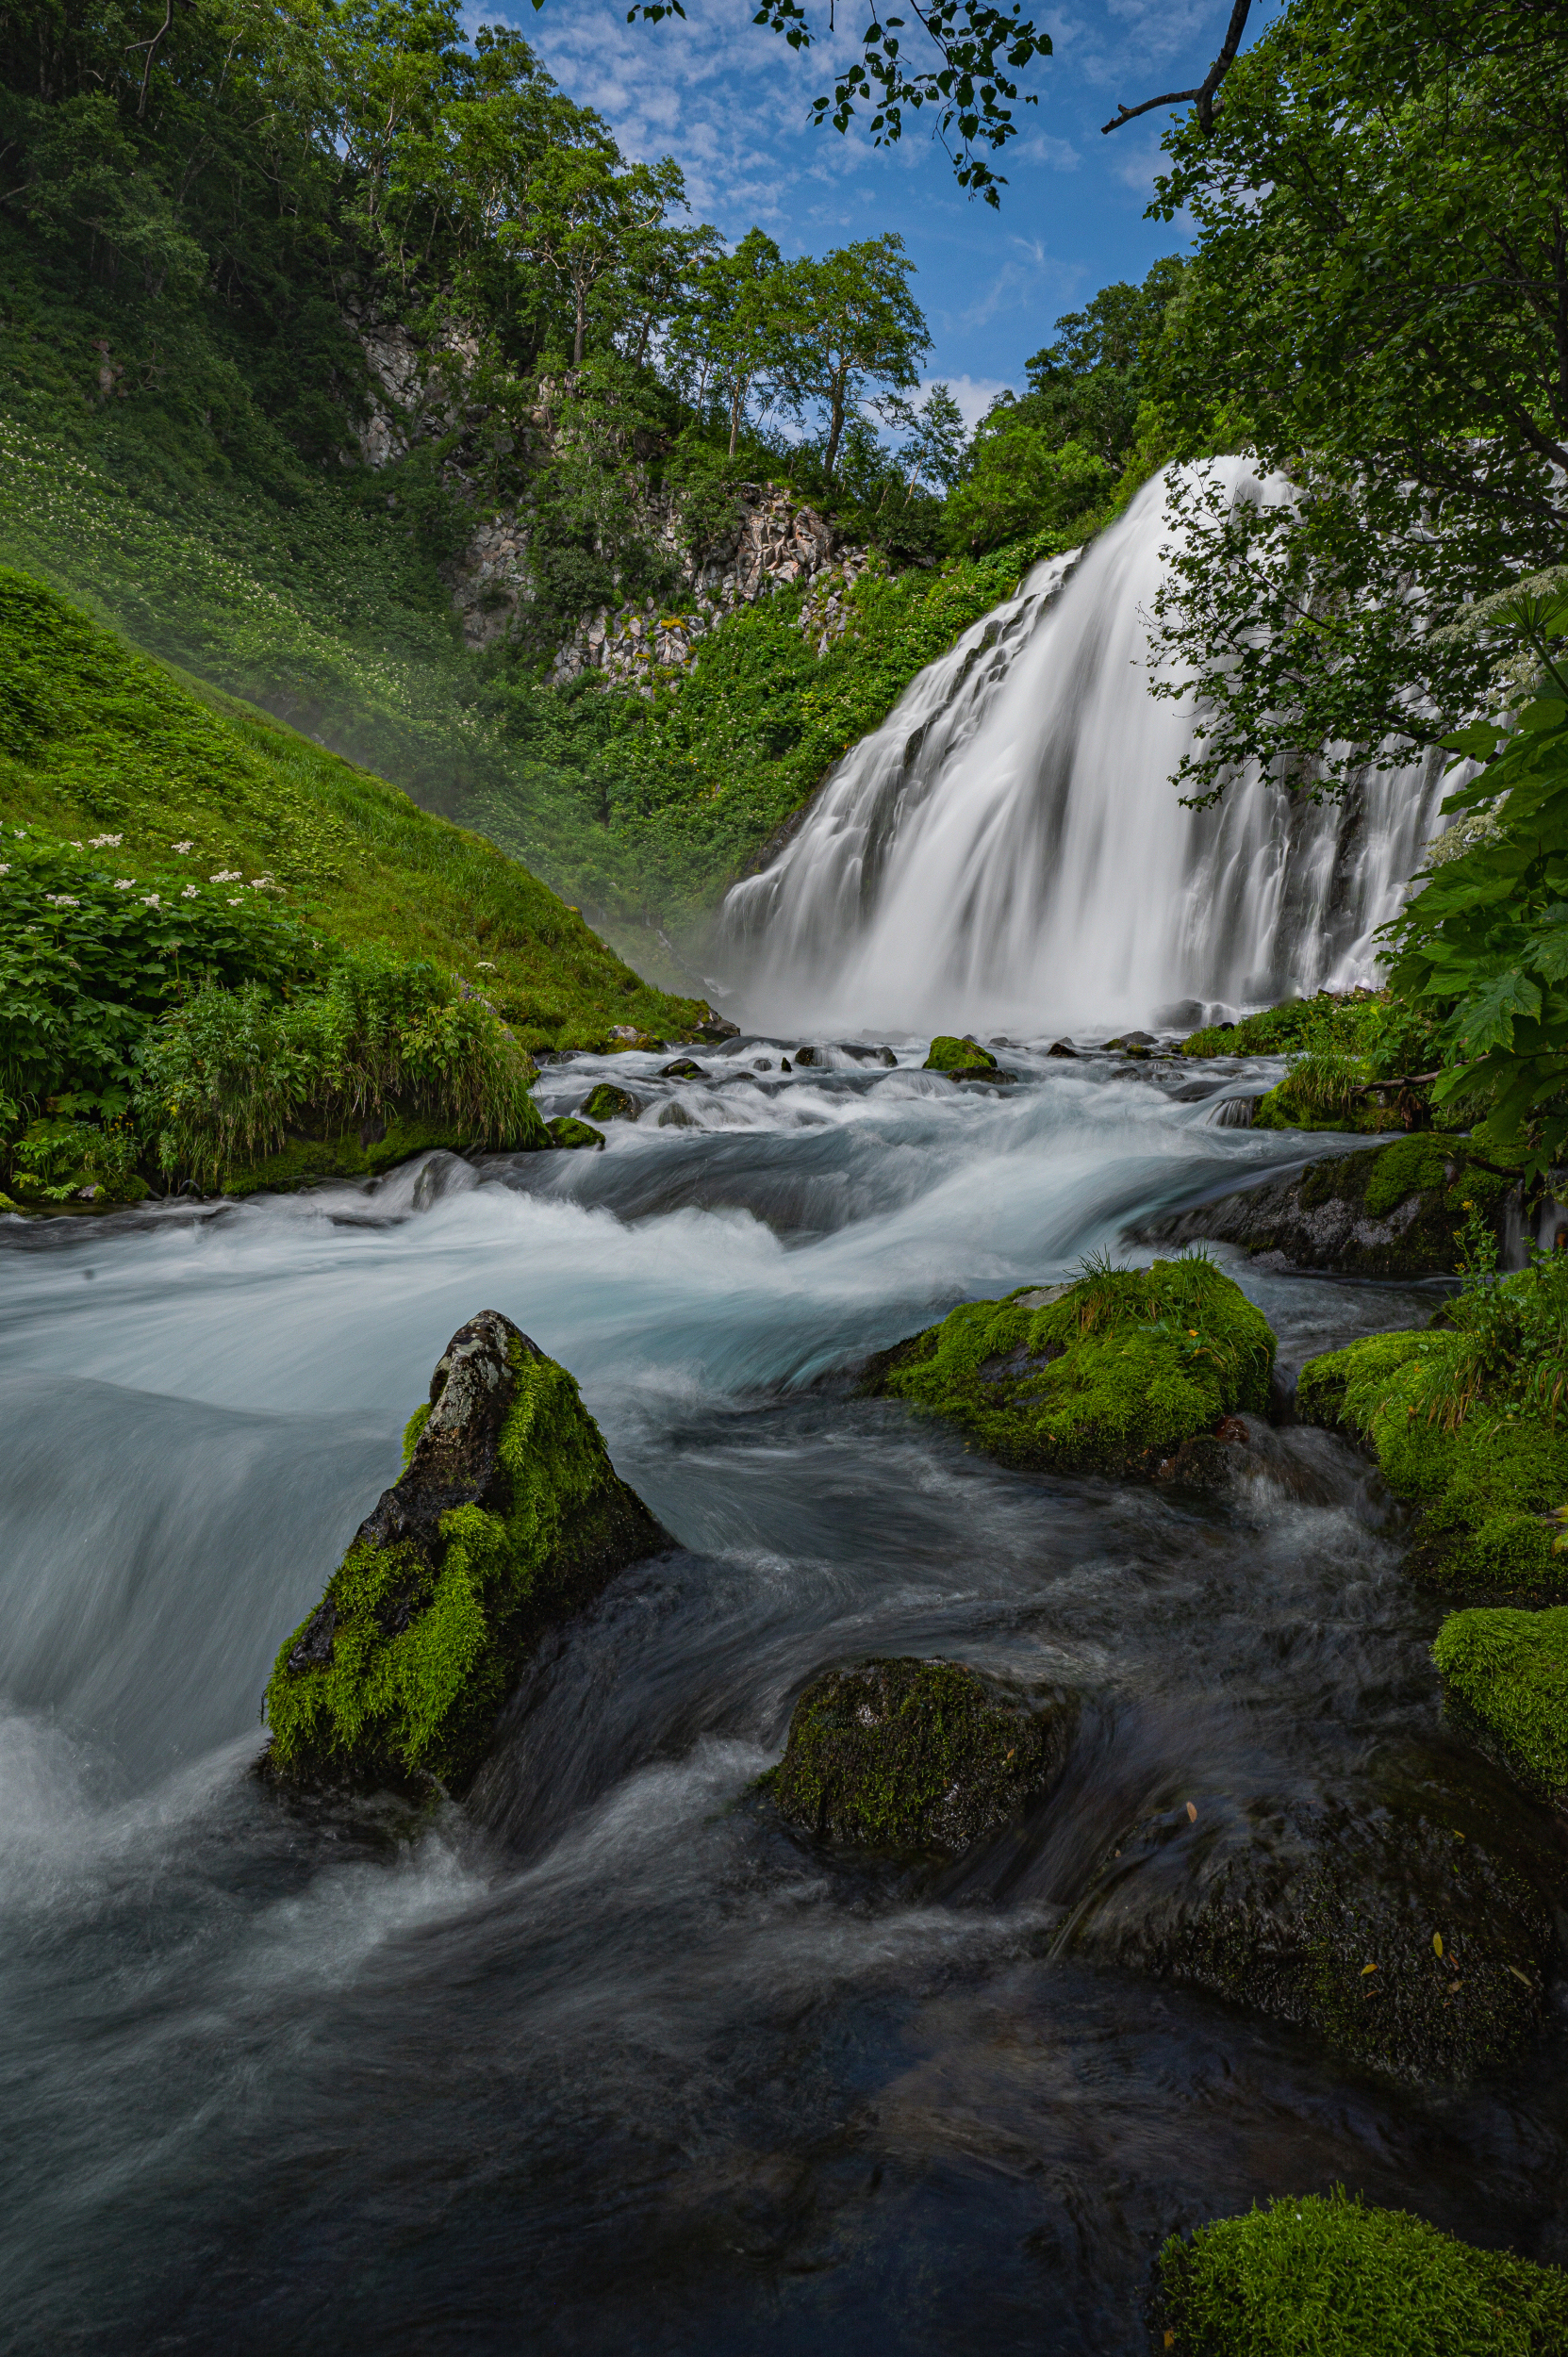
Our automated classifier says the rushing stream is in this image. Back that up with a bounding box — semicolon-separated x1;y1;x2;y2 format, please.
6;1040;1568;2352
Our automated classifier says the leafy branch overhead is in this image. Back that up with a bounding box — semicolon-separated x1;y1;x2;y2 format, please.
606;0;1053;203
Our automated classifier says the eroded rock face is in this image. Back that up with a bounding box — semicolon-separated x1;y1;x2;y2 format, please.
772;1657;1074;1854
1131;1137;1514;1278
266;1311;668;1790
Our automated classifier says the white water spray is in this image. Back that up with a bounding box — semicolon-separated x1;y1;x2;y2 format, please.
720;461;1447;1034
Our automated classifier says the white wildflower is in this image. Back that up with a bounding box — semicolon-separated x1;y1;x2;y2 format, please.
0;864;8;876
70;840;83;849
172;841;193;853
44;893;80;906
141;893;160;908
226;896;243;904
209;869;241;882
87;833;123;849
114;878;135;889
180;884;198;898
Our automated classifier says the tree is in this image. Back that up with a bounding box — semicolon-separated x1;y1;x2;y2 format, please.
899;382;967;491
520;142;684;371
1142;0;1568;807
1022;257;1185;470
943;416;1110;554
774;236;929;490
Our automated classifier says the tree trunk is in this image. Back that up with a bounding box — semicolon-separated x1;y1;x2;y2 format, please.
573;285;586;370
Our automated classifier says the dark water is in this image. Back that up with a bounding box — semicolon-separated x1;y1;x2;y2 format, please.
4;1040;1566;2353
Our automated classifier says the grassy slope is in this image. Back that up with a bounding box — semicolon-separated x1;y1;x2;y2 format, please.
0;567;704;1052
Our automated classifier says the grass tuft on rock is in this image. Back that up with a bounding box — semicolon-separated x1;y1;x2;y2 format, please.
867;1255;1274;1476
1159;2187;1568;2355
1433;1607;1568;1805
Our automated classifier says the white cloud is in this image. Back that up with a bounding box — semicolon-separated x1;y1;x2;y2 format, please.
927;374;1015;431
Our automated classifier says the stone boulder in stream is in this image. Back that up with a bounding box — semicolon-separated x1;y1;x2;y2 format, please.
863;1259;1275;1477
264;1310;668;1791
771;1658;1074;1854
1131;1135;1516;1278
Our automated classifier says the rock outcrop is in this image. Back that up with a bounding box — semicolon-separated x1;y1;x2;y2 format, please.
771;1657;1074;1854
264;1312;668;1789
923;1034;1003;1080
1131;1136;1516;1278
864;1260;1276;1478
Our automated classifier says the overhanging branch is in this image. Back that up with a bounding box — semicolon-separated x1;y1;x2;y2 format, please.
1102;0;1253;137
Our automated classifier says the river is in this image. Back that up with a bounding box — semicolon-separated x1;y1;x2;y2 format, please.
5;1038;1566;2352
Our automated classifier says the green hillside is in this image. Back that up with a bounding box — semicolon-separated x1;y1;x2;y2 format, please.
0;566;708;1208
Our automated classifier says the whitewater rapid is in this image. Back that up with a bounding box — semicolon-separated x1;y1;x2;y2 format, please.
721;462;1447;1035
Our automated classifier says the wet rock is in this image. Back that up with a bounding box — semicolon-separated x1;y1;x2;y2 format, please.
842;1043;897;1066
1067;1761;1560;2085
657;1102;697;1128
693;1014;740;1041
862;1261;1275;1478
923;1034;998;1078
1046;1040;1080;1059
547;1115;605;1150
771;1657;1074;1854
579;1083;638;1123
793;1045;820;1066
264;1311;668;1790
659;1057;705;1080
1130;1136;1517;1278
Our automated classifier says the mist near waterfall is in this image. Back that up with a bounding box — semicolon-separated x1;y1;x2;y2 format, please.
720;462;1446;1036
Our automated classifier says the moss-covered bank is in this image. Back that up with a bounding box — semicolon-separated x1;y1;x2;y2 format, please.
866;1257;1274;1477
1433;1607;1568;1806
771;1658;1073;1854
1132;1137;1516;1280
264;1311;668;1790
1159;2187;1568;2355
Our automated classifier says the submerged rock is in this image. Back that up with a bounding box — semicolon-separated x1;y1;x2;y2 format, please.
1131;1136;1515;1277
1297;1328;1568;1597
863;1259;1275;1478
1434;1607;1568;1805
1066;1758;1557;2085
1159;2190;1568;2349
264;1311;668;1790
579;1082;639;1123
772;1657;1073;1854
547;1115;605;1150
659;1056;705;1080
923;1034;998;1079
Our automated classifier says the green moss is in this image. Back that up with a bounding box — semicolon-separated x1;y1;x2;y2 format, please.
219;1112;529;1197
401;1403;432;1469
869;1257;1275;1476
1252;1080;1401;1133
923;1034;997;1074
1160;2187;1568;2355
772;1657;1070;1853
579;1082;638;1122
1297;1327;1568;1597
264;1336;655;1788
547;1114;604;1149
1434;1607;1568;1805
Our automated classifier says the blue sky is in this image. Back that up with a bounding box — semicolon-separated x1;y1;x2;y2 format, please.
504;0;1273;424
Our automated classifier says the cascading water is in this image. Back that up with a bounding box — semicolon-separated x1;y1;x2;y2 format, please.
720;460;1447;1034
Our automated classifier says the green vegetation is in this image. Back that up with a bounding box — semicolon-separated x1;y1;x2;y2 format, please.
265;1328;662;1788
1159;2188;1568;2356
771;1657;1069;1854
1434;1607;1568;1806
1297;1228;1568;1594
1180;991;1450;1136
580;1082;638;1122
0;565;707;1202
868;1255;1274;1476
546;1114;604;1149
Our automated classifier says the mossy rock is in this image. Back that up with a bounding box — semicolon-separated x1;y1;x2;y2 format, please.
865;1258;1275;1477
771;1657;1074;1854
924;1033;998;1077
1296;1331;1568;1598
221;1111;528;1197
1133;1136;1516;1278
1250;1080;1403;1133
579;1082;639;1123
1066;1763;1555;2086
1434;1607;1568;1806
263;1311;668;1790
1158;2187;1568;2354
547;1114;605;1150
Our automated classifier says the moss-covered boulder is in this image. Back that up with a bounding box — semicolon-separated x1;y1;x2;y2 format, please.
1434;1607;1568;1805
1065;1763;1555;2085
1131;1137;1515;1278
923;1034;999;1078
579;1082;638;1122
264;1311;668;1790
1158;2188;1568;2354
772;1657;1073;1854
1297;1330;1568;1597
865;1258;1275;1477
547;1114;604;1149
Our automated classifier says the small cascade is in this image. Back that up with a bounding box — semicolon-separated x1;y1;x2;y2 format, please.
719;460;1448;1033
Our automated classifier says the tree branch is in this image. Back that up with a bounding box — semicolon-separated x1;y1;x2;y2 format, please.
1102;0;1253;137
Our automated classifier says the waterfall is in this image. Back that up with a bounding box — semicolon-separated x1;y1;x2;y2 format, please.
718;460;1448;1035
